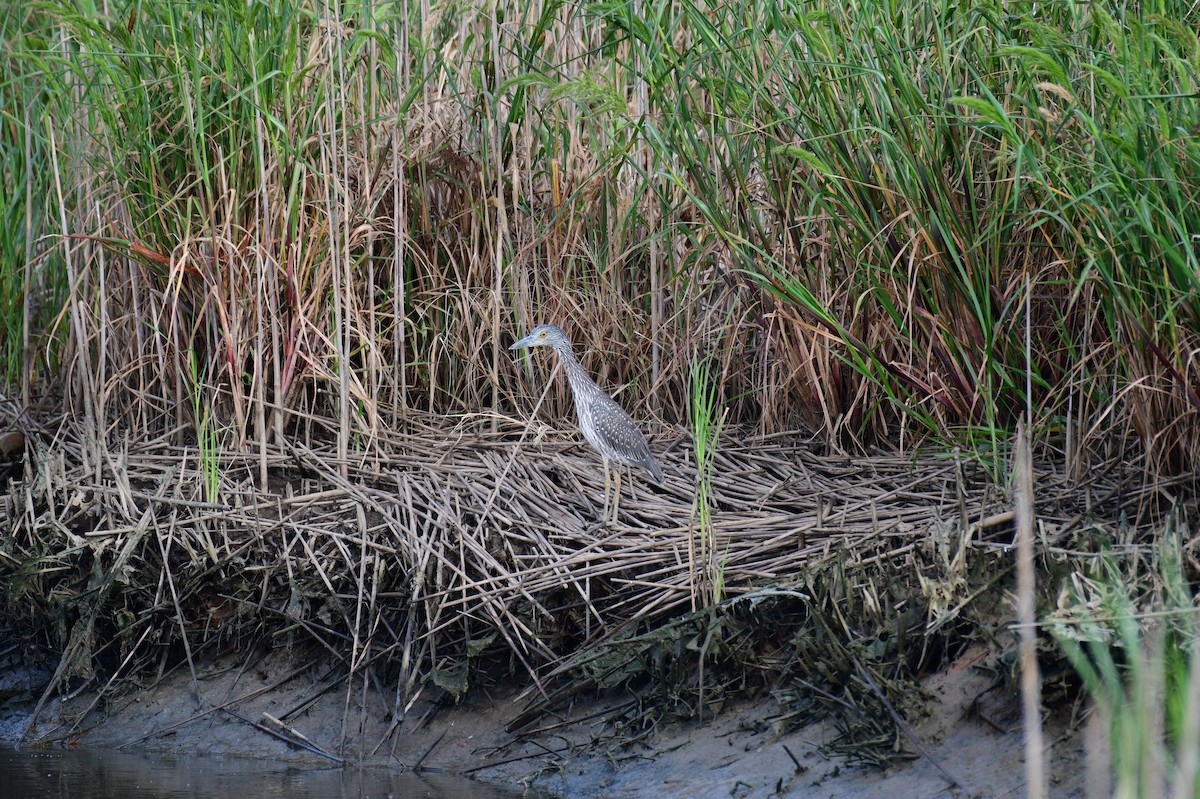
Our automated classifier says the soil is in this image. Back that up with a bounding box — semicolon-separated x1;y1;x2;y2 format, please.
2;642;1085;798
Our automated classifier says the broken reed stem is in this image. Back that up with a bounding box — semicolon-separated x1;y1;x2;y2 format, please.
1014;419;1046;799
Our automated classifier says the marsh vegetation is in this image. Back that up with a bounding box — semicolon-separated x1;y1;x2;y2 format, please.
1;0;1198;793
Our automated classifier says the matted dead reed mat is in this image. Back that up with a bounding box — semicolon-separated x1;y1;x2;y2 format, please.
2;415;1191;753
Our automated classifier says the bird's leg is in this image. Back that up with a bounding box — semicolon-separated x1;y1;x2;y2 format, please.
602;460;611;525
611;466;623;525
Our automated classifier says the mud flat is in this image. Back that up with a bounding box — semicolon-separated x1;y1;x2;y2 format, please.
3;641;1085;798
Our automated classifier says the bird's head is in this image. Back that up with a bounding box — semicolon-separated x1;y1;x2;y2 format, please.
510;324;569;352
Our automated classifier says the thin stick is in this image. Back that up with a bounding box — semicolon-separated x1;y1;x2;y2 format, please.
853;660;966;792
1015;418;1046;799
256;712;344;764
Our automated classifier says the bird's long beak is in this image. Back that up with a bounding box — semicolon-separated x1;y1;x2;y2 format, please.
509;333;536;351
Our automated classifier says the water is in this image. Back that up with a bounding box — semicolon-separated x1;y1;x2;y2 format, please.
0;747;533;799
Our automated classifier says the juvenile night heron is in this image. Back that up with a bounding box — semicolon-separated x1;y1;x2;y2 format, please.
510;324;663;524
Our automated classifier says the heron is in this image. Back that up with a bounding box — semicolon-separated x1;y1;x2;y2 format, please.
510;324;663;524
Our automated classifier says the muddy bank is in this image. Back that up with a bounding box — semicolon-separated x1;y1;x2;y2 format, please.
2;640;1086;798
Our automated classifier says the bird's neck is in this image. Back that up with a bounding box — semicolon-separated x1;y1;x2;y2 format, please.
550;339;577;363
552;342;601;401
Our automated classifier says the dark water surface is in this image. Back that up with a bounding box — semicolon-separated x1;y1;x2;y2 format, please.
0;746;534;799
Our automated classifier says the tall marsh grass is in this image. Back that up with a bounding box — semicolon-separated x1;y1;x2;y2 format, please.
1;0;1198;472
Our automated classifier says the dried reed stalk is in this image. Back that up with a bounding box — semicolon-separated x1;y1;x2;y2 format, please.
1015;419;1046;799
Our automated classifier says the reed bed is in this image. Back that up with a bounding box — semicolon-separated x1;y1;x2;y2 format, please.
1;0;1198;476
3;405;1187;756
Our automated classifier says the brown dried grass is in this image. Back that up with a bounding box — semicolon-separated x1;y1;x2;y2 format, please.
3;401;1186;756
